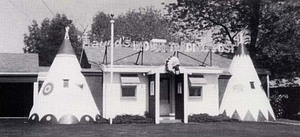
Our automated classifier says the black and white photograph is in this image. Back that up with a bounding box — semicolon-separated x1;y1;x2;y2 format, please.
1;0;300;136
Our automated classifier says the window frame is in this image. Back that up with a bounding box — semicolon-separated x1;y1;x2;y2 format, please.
188;86;203;98
250;81;255;89
188;75;205;99
63;79;69;88
121;85;137;98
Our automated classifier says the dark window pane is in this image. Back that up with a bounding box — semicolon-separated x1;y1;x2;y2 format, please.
250;82;255;89
189;86;202;96
122;86;136;97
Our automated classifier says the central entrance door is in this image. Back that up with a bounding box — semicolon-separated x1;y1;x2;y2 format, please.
160;78;171;116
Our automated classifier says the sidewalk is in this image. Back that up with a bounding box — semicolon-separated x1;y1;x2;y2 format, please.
268;119;300;126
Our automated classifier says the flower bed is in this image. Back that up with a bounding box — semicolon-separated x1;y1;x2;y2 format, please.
188;113;240;123
113;114;154;124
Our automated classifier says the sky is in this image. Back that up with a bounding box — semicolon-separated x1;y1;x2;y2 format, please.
0;0;176;53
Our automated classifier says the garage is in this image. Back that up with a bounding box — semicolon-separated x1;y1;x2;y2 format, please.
0;53;38;118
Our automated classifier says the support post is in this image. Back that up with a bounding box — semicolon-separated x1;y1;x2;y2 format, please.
183;72;188;123
109;17;115;125
267;74;270;99
155;72;160;124
103;72;107;118
210;49;212;66
33;82;38;104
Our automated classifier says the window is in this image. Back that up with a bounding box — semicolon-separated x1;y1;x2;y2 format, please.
120;74;139;98
188;76;205;97
250;81;255;89
63;79;69;88
177;83;182;94
150;81;154;96
189;86;202;97
121;86;136;97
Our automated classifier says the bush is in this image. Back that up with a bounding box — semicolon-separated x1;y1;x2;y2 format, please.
188;113;240;123
290;113;300;121
113;114;154;124
270;91;289;118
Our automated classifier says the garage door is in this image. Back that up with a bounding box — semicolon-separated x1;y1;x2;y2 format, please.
0;83;33;117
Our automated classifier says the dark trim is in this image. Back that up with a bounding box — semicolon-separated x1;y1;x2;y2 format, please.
0;75;38;83
256;68;271;75
218;75;232;79
81;71;102;76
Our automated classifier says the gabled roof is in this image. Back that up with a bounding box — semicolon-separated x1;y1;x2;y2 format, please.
0;53;38;73
84;47;233;69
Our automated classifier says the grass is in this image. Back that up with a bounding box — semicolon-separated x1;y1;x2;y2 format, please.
1;119;300;137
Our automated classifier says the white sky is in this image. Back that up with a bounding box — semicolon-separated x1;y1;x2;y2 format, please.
0;0;176;53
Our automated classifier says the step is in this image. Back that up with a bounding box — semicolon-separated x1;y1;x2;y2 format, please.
160;116;175;120
160;119;182;123
159;116;182;123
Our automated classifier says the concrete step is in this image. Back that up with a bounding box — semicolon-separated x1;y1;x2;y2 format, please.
160;119;182;123
160;116;175;120
159;116;182;123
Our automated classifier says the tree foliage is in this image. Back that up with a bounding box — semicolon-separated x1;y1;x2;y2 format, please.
166;0;249;43
256;0;300;79
91;11;112;41
166;0;262;56
90;6;176;42
23;14;81;66
166;0;300;79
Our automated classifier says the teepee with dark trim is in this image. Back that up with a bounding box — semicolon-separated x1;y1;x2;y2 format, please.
28;27;101;124
219;31;275;121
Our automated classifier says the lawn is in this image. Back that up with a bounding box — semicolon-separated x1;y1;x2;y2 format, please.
1;119;300;137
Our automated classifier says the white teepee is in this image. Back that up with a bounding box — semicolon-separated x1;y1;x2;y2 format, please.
28;27;101;124
219;30;275;121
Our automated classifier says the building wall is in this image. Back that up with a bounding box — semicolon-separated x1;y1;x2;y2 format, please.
103;72;148;118
83;72;103;115
186;74;220;116
218;75;231;107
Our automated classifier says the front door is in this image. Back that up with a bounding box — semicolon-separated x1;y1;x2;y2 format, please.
160;78;171;116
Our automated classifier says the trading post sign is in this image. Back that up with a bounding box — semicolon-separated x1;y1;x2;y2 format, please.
83;38;235;53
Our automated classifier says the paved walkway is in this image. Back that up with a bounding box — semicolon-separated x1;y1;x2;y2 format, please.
268;119;300;126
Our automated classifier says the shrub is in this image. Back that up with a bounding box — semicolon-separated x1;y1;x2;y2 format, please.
270;91;289;118
188;113;240;123
290;113;300;121
113;114;154;124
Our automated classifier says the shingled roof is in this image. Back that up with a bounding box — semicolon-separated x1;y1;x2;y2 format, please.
84;47;232;69
0;53;38;73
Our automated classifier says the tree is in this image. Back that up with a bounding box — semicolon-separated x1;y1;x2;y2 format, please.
23;14;82;66
166;0;261;57
91;6;177;42
91;11;112;41
166;0;300;80
256;0;300;79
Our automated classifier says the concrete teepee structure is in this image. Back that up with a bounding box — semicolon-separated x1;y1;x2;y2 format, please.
219;30;275;121
28;27;101;124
